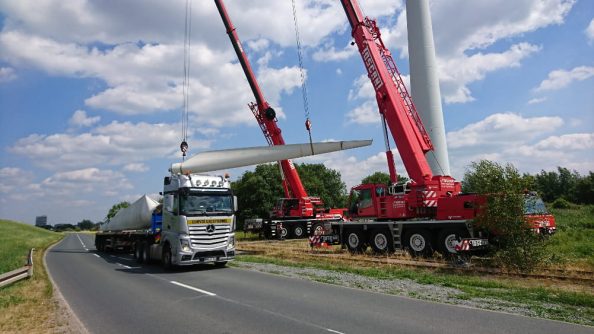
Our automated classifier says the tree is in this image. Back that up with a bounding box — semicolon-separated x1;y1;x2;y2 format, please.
463;160;547;272
295;163;348;208
106;201;130;221
77;219;95;231
360;171;408;186
231;163;348;226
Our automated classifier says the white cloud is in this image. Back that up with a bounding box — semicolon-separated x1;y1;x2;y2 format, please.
69;110;100;127
534;66;594;92
439;43;541;103
312;44;357;62
447;113;563;149
123;163;149;172
8;121;211;170
586;19;594;42
0;167;33;193
0;66;17;83
533;133;594;150
528;97;547;105
345;101;380;125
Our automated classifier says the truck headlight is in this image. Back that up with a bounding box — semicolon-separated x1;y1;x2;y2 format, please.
180;239;191;252
227;235;235;249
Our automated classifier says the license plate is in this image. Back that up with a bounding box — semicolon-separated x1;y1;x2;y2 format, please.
470;239;488;247
202;257;215;262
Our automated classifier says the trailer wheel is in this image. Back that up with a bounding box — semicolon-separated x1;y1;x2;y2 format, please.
346;230;366;253
405;229;433;257
370;230;394;254
438;228;469;256
293;225;305;238
162;244;173;270
134;242;144;263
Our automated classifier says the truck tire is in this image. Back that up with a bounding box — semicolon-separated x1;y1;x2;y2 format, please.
345;230;366;253
162;244;173;270
280;226;289;239
404;229;433;257
134;242;144;263
438;228;469;256
293;225;305;238
142;243;151;263
370;230;394;254
312;223;324;236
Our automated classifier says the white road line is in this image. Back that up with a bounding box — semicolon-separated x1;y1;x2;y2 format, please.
93;254;101;258
75;233;86;248
116;263;133;269
327;329;345;334
170;281;216;296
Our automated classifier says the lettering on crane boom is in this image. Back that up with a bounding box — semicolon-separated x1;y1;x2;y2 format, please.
362;44;383;90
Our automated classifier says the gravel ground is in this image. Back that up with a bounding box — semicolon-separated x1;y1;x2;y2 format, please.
233;261;591;325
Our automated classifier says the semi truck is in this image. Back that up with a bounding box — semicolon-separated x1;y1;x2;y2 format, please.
95;173;237;268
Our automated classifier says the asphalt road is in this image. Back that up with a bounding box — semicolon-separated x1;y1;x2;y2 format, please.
46;233;592;334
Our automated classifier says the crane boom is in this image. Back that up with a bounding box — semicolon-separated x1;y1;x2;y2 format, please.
341;0;434;184
215;0;308;200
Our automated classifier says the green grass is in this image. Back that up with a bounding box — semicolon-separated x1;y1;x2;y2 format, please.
236;231;262;241
546;205;594;268
0;219;66;332
0;220;62;273
236;254;594;325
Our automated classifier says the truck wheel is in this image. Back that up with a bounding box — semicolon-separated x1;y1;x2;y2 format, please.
405;229;433;257
214;261;227;268
134;242;144;263
346;230;366;253
370;230;394;254
280;226;289;239
438;228;469;256
293;225;305;238
162;244;173;270
312;223;324;236
142;243;151;263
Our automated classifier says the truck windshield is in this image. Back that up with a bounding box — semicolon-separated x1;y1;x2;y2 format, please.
180;193;233;215
524;196;548;215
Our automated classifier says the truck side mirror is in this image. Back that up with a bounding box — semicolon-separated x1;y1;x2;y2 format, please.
233;196;238;212
164;195;174;212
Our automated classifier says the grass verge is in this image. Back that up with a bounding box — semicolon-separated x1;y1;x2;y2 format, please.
0;220;66;333
547;205;594;269
234;254;594;326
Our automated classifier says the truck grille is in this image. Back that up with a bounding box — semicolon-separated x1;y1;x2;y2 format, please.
188;224;231;249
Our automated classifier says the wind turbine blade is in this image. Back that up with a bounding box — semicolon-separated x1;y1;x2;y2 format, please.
170;140;372;174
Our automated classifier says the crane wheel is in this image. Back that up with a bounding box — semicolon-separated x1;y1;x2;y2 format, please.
438;228;469;256
293;225;305;238
405;229;433;257
370;230;394;254
346;230;366;253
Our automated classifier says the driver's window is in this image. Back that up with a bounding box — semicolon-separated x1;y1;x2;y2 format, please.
359;189;372;209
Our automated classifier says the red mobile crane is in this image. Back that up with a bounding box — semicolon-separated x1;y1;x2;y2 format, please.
215;0;345;238
320;0;487;255
324;0;554;255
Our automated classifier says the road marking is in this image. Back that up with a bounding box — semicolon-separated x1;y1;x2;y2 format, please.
75;233;87;249
93;254;101;258
327;329;345;334
170;281;216;296
115;263;140;269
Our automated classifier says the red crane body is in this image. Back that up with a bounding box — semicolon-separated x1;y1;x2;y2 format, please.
341;0;471;220
216;0;334;219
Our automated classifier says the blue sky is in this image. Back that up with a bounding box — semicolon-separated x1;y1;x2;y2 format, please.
1;0;593;225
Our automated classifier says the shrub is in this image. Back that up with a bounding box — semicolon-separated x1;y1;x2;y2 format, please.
551;198;572;209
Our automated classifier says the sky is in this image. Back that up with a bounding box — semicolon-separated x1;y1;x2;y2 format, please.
0;0;593;225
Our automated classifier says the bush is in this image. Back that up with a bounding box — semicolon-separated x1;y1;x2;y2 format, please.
551;198;572;209
463;160;548;272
